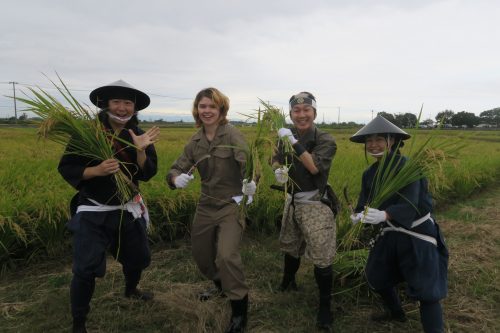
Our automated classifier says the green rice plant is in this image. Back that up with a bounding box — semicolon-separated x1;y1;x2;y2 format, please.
14;75;138;203
332;248;369;296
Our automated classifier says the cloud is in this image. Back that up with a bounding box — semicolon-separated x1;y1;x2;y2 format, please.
1;0;499;122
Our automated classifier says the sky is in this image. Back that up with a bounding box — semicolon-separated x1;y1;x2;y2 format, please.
1;0;499;124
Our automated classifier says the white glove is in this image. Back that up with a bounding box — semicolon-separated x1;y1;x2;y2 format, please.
232;195;253;205
350;212;364;225
277;128;298;145
362;208;387;225
241;179;257;196
174;173;194;189
274;166;289;184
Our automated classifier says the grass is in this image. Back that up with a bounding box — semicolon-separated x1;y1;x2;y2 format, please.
1;127;500;269
0;185;499;332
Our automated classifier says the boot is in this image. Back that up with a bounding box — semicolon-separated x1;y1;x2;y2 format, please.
278;254;300;292
371;287;407;322
198;279;225;301
314;265;333;330
225;295;248;333
124;268;154;301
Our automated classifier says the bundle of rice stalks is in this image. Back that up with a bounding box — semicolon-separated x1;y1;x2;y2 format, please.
333;248;369;292
14;75;137;203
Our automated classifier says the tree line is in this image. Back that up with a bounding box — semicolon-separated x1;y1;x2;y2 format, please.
378;108;500;128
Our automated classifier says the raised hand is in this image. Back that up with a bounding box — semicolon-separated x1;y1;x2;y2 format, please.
129;126;160;151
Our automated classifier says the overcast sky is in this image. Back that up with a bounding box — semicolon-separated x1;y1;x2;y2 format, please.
1;0;499;123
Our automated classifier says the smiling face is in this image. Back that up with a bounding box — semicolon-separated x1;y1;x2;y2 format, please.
365;134;395;159
197;96;221;128
290;103;316;134
107;98;135;128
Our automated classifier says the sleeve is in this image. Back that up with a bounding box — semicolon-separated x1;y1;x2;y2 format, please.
132;127;158;182
137;143;158;181
354;171;370;213
57;140;89;190
228;127;249;179
166;141;195;189
311;132;337;175
384;180;421;229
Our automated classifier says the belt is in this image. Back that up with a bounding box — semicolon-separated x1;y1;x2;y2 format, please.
76;194;149;225
382;213;437;246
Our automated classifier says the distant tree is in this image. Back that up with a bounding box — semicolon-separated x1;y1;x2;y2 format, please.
435;110;454;125
451;111;479;128
394;113;417;128
377;111;395;124
19;113;28;121
479;108;500;126
421;118;434;127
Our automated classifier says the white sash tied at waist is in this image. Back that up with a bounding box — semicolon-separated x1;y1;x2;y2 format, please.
292;189;322;205
382;213;437;246
76;194;150;225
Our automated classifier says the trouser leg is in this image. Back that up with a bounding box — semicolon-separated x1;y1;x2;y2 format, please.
279;254;300;291
314;265;333;329
70;274;95;325
123;267;141;294
215;209;248;300
420;301;444;333
372;287;407;322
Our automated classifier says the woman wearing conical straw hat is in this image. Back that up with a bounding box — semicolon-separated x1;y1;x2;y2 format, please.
59;80;159;333
350;115;448;333
167;88;255;333
272;92;337;331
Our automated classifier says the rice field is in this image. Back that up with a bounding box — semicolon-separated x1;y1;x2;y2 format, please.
1;125;500;276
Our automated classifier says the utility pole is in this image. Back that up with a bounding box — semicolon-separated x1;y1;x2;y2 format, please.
371;110;374;119
9;81;18;121
337;107;340;124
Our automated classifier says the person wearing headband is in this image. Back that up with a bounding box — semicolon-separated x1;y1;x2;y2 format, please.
59;80;159;333
350;115;448;333
272;91;337;331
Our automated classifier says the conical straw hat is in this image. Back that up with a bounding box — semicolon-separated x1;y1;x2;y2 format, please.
350;115;411;143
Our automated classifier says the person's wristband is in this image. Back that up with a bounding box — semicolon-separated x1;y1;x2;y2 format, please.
293;142;306;156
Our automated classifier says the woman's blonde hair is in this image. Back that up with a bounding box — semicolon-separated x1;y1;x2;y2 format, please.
192;87;230;127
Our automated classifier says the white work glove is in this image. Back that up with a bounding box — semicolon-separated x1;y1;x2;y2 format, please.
350;212;364;225
232;195;253;205
362;207;387;225
274;166;289;184
277;128;298;145
241;179;257;196
174;173;194;189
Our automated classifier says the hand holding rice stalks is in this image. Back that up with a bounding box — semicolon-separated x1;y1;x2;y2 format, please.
15;75;138;203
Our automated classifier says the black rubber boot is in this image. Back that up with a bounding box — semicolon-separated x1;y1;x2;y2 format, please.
124;268;154;301
278;254;300;292
314;265;333;331
70;274;94;333
225;295;248;333
371;287;407;322
198;279;225;301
